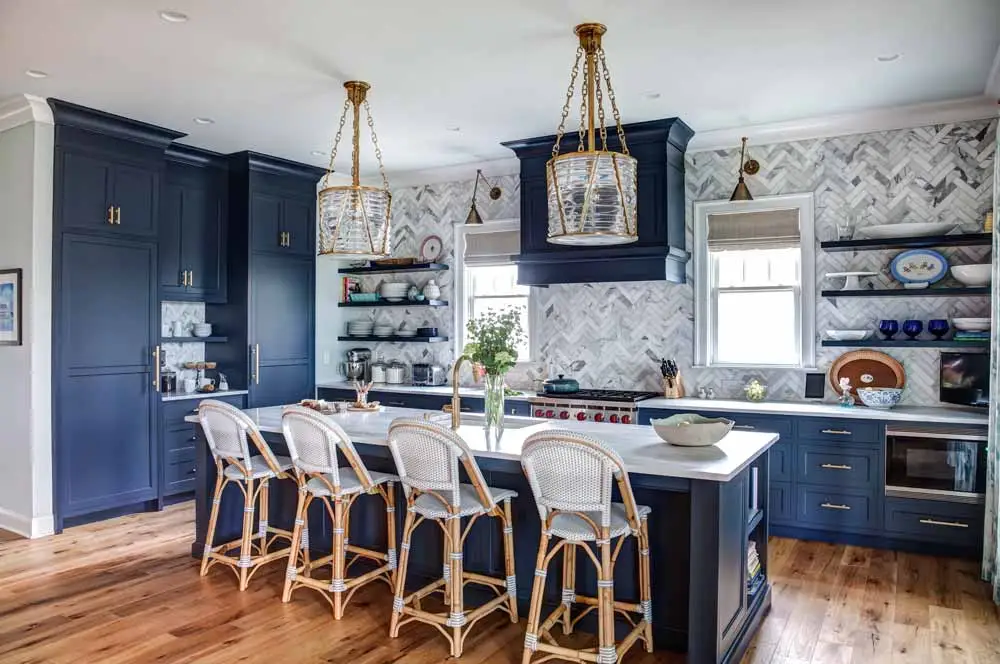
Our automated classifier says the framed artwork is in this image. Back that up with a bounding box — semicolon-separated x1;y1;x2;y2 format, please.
0;268;22;346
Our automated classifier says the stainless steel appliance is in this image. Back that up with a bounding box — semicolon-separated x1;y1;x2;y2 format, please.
529;389;660;425
340;348;372;381
386;361;407;385
412;363;447;386
885;426;987;504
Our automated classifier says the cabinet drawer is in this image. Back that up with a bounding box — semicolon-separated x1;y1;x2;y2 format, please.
769;481;794;524
722;413;793;439
884;498;983;546
796;486;878;531
797;444;878;489
162;394;246;430
795;418;880;445
769;443;793;482
164;428;198;453
165;447;197;495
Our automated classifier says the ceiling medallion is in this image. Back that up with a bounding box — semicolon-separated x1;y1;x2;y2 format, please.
317;81;393;259
546;22;637;246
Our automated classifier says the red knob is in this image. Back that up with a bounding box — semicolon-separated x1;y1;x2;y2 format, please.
545;410;554;418
534;409;544;417
594;413;605;422
576;412;587;421
622;414;632;425
609;414;619;423
559;411;570;420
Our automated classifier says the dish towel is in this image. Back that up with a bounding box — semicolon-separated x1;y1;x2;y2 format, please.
983;115;1000;605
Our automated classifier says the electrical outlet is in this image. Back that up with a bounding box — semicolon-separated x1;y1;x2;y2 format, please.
322;351;331;365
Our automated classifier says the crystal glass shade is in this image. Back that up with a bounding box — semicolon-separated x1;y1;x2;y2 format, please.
546;151;637;245
318;185;392;259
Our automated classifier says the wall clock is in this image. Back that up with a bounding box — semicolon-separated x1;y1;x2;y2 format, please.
419;235;443;263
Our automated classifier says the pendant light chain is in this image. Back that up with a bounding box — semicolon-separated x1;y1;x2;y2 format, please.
363;99;390;191
551;46;585;158
594;62;608;151
321;98;352;188
598;49;629;155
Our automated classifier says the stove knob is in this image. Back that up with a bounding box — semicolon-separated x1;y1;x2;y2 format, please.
622;414;632;425
608;414;619;424
559;411;570;420
534;409;544;417
545;410;554;419
576;411;587;421
594;413;605;423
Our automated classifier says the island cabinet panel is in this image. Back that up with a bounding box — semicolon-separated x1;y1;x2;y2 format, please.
769;482;794;523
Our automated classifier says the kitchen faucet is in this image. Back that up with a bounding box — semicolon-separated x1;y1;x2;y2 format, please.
445;354;471;430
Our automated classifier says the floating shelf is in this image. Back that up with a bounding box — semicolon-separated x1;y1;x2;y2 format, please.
821;288;990;298
821;339;989;349
338;299;449;308
820;233;992;253
161;336;229;343
337;336;449;344
338;262;449;275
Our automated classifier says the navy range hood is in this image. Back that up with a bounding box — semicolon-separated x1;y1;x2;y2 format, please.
501;118;693;286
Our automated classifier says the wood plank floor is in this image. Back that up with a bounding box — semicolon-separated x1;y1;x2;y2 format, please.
0;505;997;663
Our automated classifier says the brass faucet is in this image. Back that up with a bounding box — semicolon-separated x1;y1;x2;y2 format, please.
445;355;472;430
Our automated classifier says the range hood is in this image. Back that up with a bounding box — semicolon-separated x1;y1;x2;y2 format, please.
502;118;694;286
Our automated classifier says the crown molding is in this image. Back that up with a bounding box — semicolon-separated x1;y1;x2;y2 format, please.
986;45;1000;99
687;96;999;152
0;94;53;133
385;157;519;188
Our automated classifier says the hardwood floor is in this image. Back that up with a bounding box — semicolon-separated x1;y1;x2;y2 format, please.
0;505;997;663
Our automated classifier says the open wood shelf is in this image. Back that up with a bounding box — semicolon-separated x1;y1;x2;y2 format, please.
338;299;449;307
821;339;989;349
821;287;990;298
820;233;992;253
336;336;449;344
337;262;449;275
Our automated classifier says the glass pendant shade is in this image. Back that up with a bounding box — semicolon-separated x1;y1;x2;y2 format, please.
547;150;637;245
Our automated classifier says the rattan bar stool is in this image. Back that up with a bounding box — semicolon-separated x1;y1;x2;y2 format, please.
198;399;296;591
520;429;653;664
280;406;398;619
386;417;519;657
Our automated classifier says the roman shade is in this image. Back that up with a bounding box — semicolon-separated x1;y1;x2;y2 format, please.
464;227;520;266
707;208;801;250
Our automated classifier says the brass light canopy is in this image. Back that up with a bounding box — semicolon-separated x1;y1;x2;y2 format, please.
729;136;754;202
546;22;638;246
465;169;502;225
318;80;393;259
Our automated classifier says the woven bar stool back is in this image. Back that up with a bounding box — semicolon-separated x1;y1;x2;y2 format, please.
279;406;397;620
196;400;295;591
386;418;519;657
520;429;654;664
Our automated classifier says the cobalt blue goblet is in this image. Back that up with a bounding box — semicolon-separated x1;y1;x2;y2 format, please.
879;319;899;340
928;319;949;339
902;319;923;339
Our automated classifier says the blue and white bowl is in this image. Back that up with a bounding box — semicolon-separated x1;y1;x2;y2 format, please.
856;387;903;410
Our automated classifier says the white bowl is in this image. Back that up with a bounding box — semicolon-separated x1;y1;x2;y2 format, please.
824;330;873;341
856;387;903;410
950;264;992;287
192;323;212;338
952;318;991;332
650;414;735;447
856;222;954;239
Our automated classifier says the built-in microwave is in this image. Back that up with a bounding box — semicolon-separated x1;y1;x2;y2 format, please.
884;426;987;504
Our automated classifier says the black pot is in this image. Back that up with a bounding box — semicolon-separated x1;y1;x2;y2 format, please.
417;327;438;338
543;374;580;394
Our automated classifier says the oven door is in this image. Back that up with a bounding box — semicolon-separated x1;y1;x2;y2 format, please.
885;427;987;503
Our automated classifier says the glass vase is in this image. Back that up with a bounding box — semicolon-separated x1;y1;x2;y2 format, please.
483;372;506;445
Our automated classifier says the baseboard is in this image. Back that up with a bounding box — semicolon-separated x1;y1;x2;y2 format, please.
31;514;55;538
0;507;32;538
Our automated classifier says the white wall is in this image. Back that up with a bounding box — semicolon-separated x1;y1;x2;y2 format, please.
0;94;54;537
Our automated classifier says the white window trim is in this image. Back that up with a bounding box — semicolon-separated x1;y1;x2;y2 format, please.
693;193;817;369
453;219;537;363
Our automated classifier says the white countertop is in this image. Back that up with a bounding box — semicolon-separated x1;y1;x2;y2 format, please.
187;405;779;482
638;397;988;426
317;381;533;401
162;389;249;402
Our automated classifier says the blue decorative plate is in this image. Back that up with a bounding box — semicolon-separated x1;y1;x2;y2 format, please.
890;249;948;284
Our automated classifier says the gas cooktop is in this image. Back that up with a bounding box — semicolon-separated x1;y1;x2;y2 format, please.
533;389;660;403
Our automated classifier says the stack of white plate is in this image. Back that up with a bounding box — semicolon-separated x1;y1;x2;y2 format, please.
379;282;410;302
373;324;395;337
347;321;374;337
952;318;991;332
396;329;417;337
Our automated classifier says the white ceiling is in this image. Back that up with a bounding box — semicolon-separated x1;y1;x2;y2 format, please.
1;0;998;177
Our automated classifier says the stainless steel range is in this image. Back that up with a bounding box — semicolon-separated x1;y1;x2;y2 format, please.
529;389;660;425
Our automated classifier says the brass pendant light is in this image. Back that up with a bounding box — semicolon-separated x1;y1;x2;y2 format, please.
546;23;638;245
729;137;755;202
318;81;393;259
465;169;502;225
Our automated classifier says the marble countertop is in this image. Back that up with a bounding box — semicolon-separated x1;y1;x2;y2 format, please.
638;397;988;426
316;380;534;401
162;389;249;402
187;405;779;482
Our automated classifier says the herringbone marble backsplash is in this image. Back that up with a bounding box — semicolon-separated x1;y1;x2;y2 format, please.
350;119;996;405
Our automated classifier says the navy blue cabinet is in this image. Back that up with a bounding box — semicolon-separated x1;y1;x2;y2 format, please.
250;190;315;255
160;394;246;498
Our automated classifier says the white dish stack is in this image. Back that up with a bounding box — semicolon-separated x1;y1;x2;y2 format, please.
379;281;410;302
347;321;374;337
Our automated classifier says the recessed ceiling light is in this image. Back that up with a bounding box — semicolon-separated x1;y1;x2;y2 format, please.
25;69;48;79
876;53;901;63
311;150;326;157
159;9;189;23
445;126;461;132
193;117;214;125
644;92;661;100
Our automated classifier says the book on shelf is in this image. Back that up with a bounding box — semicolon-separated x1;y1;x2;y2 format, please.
341;277;361;303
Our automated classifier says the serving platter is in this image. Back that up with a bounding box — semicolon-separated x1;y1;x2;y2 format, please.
890;249;948;285
856;222;955;239
829;350;906;394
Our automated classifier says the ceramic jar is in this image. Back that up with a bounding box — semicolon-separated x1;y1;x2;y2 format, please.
422;279;441;300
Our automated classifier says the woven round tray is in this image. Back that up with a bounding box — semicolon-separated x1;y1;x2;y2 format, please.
829;350;906;392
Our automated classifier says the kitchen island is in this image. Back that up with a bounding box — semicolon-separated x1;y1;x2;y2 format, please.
188;406;779;664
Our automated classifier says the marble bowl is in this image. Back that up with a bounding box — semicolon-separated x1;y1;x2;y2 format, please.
856;387;903;410
650;414;734;447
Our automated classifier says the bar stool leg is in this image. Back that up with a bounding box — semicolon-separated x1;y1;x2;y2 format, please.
597;535;615;664
442;524;452;607
258;479;270;555
521;530;551;664
501;498;519;623
385;483;397;586
638;518;654;652
561;543;576;634
389;503;416;638
237;477;256;591
282;483;308;603
200;473;224;577
332;496;346;619
447;515;465;657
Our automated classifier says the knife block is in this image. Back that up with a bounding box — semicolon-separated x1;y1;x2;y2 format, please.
662;375;684;399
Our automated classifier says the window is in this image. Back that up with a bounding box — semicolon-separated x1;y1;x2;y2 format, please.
454;220;533;361
693;195;816;368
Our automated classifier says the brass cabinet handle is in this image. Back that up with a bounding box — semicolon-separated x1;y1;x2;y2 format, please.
278;231;286;247
919;518;969;529
820;502;851;510
285;231;291;247
253;344;260;384
107;205;115;224
115;206;121;224
821;429;852;435
820;463;853;470
188;270;193;287
153;345;161;391
733;424;756;430
181;270;188;287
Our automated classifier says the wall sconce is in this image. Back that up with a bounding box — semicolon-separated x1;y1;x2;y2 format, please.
729;137;759;202
465;169;503;225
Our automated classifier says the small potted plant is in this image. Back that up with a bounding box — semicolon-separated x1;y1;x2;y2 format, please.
463;307;524;442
